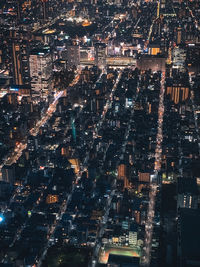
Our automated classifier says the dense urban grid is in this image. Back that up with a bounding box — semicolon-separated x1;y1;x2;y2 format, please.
0;0;200;267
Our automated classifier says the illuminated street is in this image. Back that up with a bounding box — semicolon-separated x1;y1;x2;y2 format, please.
0;1;200;266
0;73;80;176
142;72;165;266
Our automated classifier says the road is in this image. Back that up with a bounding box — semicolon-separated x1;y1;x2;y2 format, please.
190;80;200;155
0;73;80;176
90;78;141;267
95;71;122;133
37;70;122;266
186;4;200;30
142;72;165;266
33;10;71;32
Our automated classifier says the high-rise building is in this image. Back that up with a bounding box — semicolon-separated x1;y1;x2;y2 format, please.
95;43;107;69
15;0;21;21
0;181;12;198
176;27;182;45
137;55;166;72
68;158;80;174
160;0;166;9
186;44;200;73
148;44;161;56
6;93;18;106
1;165;15;184
138;172;150;183
177;177;199;210
157;1;160;18
177;209;200;267
118;163;129;189
0;44;4;69
42;0;48;20
66;45;80;69
29;47;52;98
114;0;123;6
166;85;189;104
10;39;30;87
46;194;59;204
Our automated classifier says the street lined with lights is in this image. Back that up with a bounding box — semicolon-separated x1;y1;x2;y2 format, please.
37;69;122;266
0;73;80;177
142;72;165;266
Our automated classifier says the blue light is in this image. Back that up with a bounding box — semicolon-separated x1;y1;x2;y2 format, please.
0;215;4;223
10;88;19;91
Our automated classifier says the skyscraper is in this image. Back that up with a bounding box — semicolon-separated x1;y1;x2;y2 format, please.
11;41;30;86
177;177;198;210
160;0;166;9
118;163;129;189
9;30;30;87
41;0;48;20
177;27;182;45
1;165;15;184
66;45;80;69
95;43;107;69
166;85;189;104
29;47;52;98
17;0;21;21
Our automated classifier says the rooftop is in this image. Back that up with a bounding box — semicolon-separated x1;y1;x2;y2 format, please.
179;208;200;262
177;177;198;195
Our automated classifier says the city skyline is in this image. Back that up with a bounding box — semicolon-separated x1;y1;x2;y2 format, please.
0;1;200;267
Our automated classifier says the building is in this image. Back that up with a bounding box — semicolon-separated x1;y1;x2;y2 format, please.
9;85;31;97
166;85;189;104
46;194;59;204
66;45;80;69
148;44;161;56
42;0;48;20
68;158;80;174
186;44;200;73
0;181;12;198
118;163;129;189
29;47;52;98
114;0;123;6
95;43;107;68
108;254;140;267
172;47;186;71
10;40;30;87
176;27;182;45
6;93;18;106
177;177;199;210
138;172;150;183
1;165;15;184
177;208;200;267
136;55;166;72
160;0;166;9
